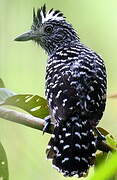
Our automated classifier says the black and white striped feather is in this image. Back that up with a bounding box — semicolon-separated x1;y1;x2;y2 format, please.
45;41;106;177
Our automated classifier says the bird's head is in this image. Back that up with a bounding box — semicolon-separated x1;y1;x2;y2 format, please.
15;4;79;54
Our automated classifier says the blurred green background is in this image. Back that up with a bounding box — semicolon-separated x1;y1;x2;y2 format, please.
0;0;117;179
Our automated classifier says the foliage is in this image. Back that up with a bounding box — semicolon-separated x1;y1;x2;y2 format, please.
1;94;49;119
0;79;5;88
91;152;117;180
0;142;9;180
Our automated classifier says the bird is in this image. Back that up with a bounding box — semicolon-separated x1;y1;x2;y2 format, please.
15;4;107;178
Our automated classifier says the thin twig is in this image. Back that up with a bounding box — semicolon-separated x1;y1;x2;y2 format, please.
0;106;54;134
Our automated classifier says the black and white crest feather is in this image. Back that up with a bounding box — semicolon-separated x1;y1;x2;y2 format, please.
33;4;65;25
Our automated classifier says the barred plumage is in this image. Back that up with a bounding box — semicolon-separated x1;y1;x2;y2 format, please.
46;117;96;177
15;4;107;178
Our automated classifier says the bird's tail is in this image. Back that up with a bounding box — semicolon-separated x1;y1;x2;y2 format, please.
46;114;96;177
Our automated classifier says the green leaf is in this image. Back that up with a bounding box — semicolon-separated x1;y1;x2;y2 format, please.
105;151;113;161
0;88;49;119
94;127;117;180
0;79;5;88
1;94;49;119
90;152;117;180
97;127;110;136
0;88;15;103
95;152;107;168
97;127;117;150
0;142;9;180
106;134;117;150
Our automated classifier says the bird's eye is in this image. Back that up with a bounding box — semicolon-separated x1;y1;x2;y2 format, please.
44;26;53;34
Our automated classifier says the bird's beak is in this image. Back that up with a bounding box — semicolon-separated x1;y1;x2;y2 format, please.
14;30;38;41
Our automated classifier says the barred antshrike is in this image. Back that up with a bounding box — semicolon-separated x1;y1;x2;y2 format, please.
15;4;107;178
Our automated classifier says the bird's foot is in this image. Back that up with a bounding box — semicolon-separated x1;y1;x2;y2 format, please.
43;116;51;134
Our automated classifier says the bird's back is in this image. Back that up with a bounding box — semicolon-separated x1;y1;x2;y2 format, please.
45;41;107;177
46;41;107;126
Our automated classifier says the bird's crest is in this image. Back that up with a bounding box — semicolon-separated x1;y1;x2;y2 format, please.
33;4;65;25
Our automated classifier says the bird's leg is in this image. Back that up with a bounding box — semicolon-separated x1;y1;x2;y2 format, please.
43;115;51;134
